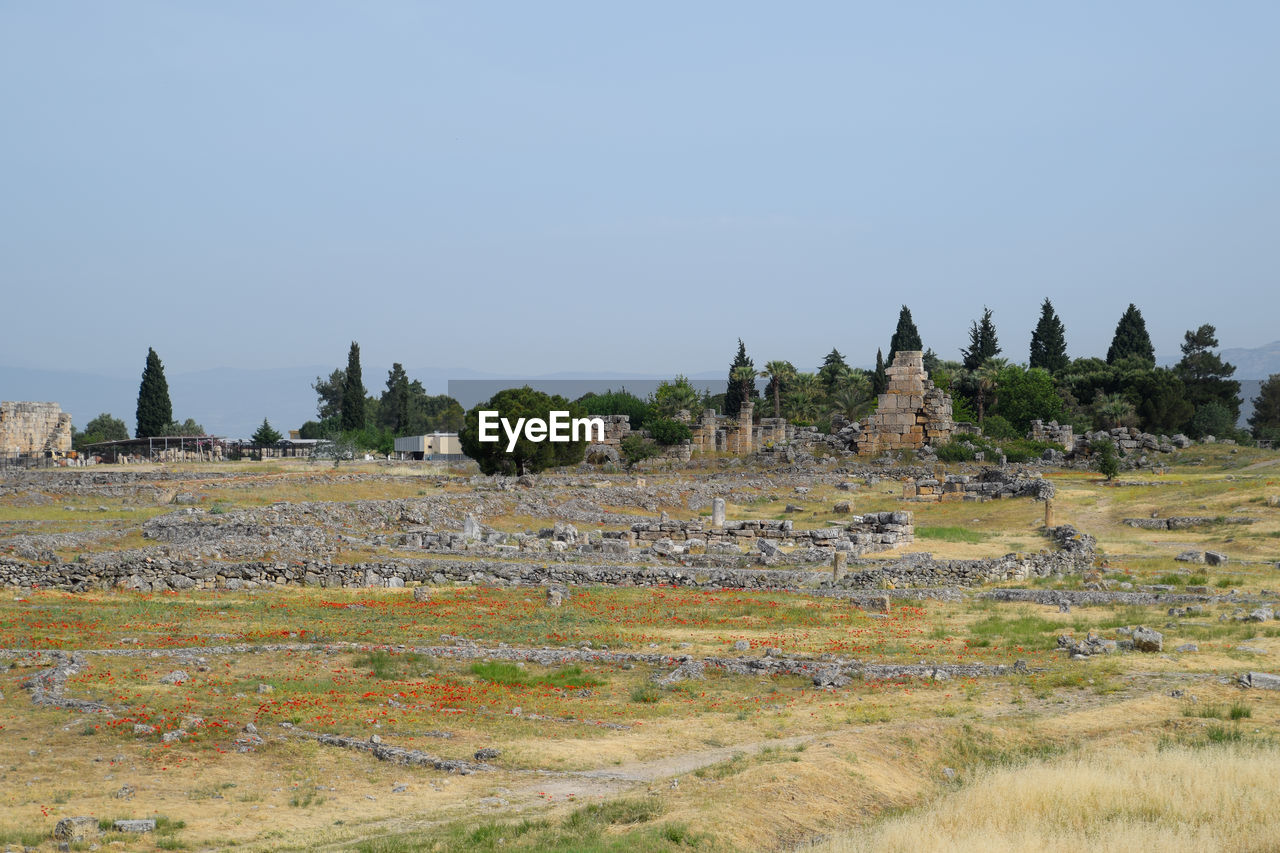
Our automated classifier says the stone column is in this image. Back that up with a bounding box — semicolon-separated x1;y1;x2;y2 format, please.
1044;499;1055;528
832;551;846;581
711;498;726;528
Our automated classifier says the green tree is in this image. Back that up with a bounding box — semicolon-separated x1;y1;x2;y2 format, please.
872;348;888;395
1029;298;1069;373
1124;369;1194;434
379;363;412;434
135;347;173;438
960;306;1001;371
73;413;129;450
783;372;824;423
458;387;589;476
575;390;653;430
828;374;874;421
1188;402;1236;440
1248;374;1280;441
1175;324;1241;430
973;358;1008;424
252;418;283;445
817;348;852;395
1091;392;1137;430
652;376;701;419
723;339;758;417
761;360;797;419
162;418;205;436
991;364;1063;433
1106;304;1155;367
340;342;366;431
648;418;692;445
888;305;922;365
312;369;346;420
922;348;941;375
414;390;464;433
1093;437;1120;481
619;435;660;469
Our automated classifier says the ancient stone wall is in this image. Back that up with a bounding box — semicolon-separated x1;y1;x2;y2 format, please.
0;402;72;457
854;352;952;455
1029;419;1074;450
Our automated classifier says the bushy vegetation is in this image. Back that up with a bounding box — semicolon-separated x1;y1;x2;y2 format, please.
647;418;692;446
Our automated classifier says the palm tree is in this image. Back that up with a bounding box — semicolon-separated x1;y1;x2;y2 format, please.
761;360;796;419
974;358;1008;424
784;372;824;423
828;374;874;422
730;365;757;416
1092;392;1136;430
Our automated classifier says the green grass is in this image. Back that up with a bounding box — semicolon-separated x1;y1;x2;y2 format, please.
469;661;605;689
352;651;430;680
917;526;990;544
353;797;708;853
968;611;1060;649
630;684;662;704
1229;701;1253;720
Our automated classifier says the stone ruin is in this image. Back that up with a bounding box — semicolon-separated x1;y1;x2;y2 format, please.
0;401;72;458
854;351;953;455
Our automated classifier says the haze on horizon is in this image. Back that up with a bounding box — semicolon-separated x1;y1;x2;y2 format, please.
2;2;1278;383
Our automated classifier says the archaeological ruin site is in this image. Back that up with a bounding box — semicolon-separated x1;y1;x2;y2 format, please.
2;350;1278;852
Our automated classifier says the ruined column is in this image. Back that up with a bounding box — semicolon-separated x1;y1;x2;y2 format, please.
1044;498;1055;528
711;498;726;528
832;551;846;581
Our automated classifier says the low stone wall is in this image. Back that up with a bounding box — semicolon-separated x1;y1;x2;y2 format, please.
629;511;913;553
905;468;1054;502
1122;516;1256;530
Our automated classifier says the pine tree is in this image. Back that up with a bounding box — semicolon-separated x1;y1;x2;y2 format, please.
135;347;173;438
1106;304;1155;367
1029;298;1069;373
872;349;888;395
818;348;852;394
960;306;1001;371
723;339;758;418
1248;374;1280;440
252;418;282;445
340;342;367;431
1175;324;1241;423
888;305;922;365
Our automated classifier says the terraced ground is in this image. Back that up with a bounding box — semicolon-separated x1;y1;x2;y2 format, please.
0;445;1278;852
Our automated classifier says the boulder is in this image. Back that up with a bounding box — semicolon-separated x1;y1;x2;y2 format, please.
53;817;99;843
1132;626;1163;653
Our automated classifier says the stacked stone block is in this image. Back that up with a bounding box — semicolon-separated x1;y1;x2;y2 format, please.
1029;419;1074;450
854;352;953;455
0;401;73;457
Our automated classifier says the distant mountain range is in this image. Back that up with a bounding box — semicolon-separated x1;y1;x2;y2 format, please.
4;341;1276;439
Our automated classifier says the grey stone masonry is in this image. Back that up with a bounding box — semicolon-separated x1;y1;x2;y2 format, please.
0;401;72;457
854;352;953;455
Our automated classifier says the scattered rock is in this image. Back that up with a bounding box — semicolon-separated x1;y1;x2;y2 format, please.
474;747;501;761
1205;551;1228;566
53;817;99;843
1238;672;1280;690
158;670;189;684
114;819;156;834
1132;626;1164;653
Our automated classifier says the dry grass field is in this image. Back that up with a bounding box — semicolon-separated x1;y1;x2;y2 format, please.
1;446;1278;851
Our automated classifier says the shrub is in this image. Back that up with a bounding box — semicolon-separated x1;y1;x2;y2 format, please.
935;441;976;462
1092;437;1120;480
647;418;692;446
620;435;660;469
981;414;1019;440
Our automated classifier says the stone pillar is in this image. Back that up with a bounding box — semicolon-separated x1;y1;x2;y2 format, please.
711;498;726;527
832;551;846;581
1044;499;1055;528
737;402;754;454
903;481;917;499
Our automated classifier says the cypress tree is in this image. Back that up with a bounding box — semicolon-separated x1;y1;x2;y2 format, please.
724;339;758;418
340;342;367;431
872;348;888;395
1106;304;1155;367
380;363;412;434
135;347;173;438
1029;298;1069;373
818;348;851;394
960;306;1001;371
888;305;922;365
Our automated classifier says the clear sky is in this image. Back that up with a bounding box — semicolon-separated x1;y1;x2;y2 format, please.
2;2;1277;380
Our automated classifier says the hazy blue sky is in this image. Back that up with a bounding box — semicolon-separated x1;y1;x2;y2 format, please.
3;2;1277;381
